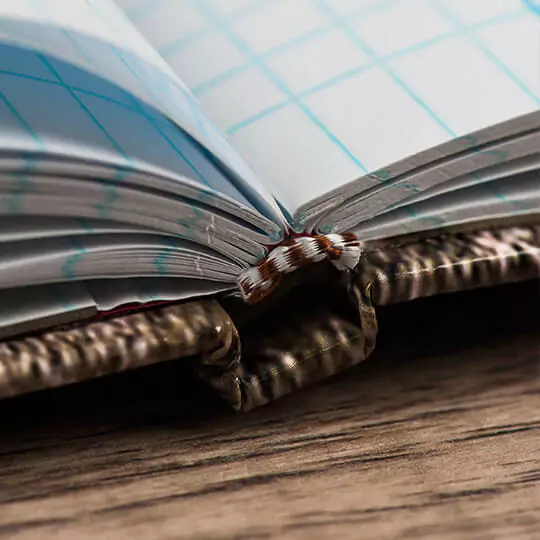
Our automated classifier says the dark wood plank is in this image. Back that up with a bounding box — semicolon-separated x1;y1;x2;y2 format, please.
0;281;538;539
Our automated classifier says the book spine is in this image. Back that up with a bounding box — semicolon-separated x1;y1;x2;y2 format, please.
227;282;378;411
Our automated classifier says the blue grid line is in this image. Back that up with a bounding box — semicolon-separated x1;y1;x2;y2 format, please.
117;4;221;143
20;3;133;166
37;54;131;158
432;0;540;106
0;89;44;149
153;236;178;275
77;218;94;233
314;0;455;137
0;69;162;122
191;0;368;173
522;0;540;15
93;179;123;218
157;0;278;57
193;63;252;97
82;2;261;278
84;0;215;186
0;85;44;214
30;0;247;217
191;0;397;96
27;0;135;221
0;55;151;218
61;237;87;280
58;26;96;67
301;10;525;100
1;2;46;231
0;63;252;216
81;1;263;227
191;23;338;97
122;0;169;21
227;101;290;135
88;0;222;149
5;161;37;214
226;9;525;135
28;0;132;221
159;27;212;58
432;0;539;216
85;3;213;188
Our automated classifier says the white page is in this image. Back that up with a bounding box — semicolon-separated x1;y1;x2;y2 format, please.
118;0;540;216
0;278;232;340
0;0;285;225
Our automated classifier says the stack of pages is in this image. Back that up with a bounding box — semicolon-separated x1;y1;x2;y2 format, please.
0;0;538;338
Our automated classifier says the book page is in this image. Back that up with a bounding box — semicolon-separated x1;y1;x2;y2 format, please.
0;0;285;225
117;0;540;217
0;278;231;339
353;168;540;241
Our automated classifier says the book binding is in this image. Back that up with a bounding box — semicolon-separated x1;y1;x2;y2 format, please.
0;224;538;410
238;233;363;303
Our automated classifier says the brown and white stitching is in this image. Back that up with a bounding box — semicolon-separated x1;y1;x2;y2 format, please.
238;233;364;304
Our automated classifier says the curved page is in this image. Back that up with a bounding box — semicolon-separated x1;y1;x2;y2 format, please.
119;0;540;223
0;0;285;226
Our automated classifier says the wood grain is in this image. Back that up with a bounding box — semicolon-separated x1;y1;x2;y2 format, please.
0;281;538;539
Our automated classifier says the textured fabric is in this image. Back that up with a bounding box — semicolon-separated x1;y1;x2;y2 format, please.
0;300;239;399
207;284;377;410
226;283;378;411
359;225;540;306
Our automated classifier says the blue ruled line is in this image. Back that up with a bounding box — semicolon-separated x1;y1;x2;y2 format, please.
158;0;276;58
191;0;397;96
122;0;168;21
314;0;455;137
84;0;213;188
61;237;88;280
431;0;539;214
224;8;524;135
0;89;44;213
522;0;540;15
37;55;130;159
432;0;540;106
192;0;368;173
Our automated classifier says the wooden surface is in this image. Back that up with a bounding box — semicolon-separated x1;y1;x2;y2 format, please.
0;281;538;539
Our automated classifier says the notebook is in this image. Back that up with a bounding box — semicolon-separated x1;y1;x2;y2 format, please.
0;0;539;406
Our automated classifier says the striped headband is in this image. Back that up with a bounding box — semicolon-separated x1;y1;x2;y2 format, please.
238;233;363;303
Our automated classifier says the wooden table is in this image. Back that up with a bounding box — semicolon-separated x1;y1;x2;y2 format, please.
0;281;538;539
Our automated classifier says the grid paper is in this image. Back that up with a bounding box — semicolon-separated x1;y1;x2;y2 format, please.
0;0;288;308
0;0;284;223
119;0;540;217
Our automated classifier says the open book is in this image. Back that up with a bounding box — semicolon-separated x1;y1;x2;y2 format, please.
0;0;539;341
